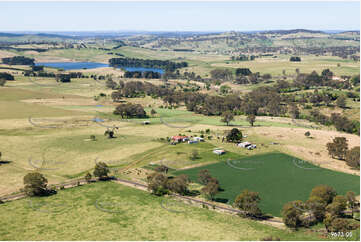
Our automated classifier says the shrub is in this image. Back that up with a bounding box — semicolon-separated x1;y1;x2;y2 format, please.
190;150;199;160
327;217;353;233
85;172;92;182
0;78;7;86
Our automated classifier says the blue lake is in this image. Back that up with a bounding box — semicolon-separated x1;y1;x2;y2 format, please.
36;62;164;74
35;62;109;70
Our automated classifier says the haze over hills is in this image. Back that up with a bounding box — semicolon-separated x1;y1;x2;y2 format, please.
0;29;360;38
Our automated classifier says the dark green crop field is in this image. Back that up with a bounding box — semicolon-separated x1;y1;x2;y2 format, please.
173;153;360;217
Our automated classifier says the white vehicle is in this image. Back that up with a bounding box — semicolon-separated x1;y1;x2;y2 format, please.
188;140;198;144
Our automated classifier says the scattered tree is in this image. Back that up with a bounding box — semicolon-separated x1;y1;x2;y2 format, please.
246;114;256;126
234;189;263;218
147;172;168;196
226;128;242;143
327;137;348;160
114;103;147;118
155;165;169;173
104;129;115;139
167;174;189;195
150;109;157;116
326;195;347;217
93;162;110;180
23;172;48;196
345;146;360;168
336;95;347;108
198;169;212;185
325;216;353;233
282;200;304;229
85;172;92;183
346;191;357;217
306;196;327;222
220;85;231;95
210;68;233;82
289;104;300;119
105;78;117;89
310;185;337;205
190;150;199;160
201;180;219;200
350;75;360;86
221;111;234;126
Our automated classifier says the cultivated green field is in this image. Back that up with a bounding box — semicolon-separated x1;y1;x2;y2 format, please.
173;153;360;217
0;181;337;241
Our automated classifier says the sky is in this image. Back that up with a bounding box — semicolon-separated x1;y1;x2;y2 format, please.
0;1;359;32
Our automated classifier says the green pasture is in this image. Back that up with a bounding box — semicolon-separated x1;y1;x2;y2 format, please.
173;153;360;217
0;181;333;241
136;142;243;169
97;108;316;130
0;87;86;119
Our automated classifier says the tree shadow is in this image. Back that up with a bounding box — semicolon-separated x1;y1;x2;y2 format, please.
0;160;12;165
214;197;229;203
186;190;201;197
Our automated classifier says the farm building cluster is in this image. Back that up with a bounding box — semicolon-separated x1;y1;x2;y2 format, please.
170;135;205;145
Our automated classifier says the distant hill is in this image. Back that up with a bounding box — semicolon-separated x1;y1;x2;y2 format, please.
0;32;23;37
0;32;77;39
259;29;325;34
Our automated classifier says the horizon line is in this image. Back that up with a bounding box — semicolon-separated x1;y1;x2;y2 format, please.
1;29;360;33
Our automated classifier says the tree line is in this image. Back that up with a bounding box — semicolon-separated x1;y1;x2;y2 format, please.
2;56;35;66
282;185;359;233
124;71;161;79
107;75;359;135
108;57;188;72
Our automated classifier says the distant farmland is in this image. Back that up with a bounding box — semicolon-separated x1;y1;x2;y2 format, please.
173;153;360;217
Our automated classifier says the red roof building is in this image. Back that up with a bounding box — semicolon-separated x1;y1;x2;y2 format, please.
171;136;189;142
